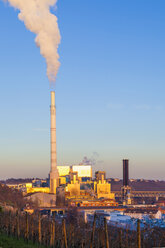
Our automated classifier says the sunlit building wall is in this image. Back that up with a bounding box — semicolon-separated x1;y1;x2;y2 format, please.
57;166;70;176
71;165;92;179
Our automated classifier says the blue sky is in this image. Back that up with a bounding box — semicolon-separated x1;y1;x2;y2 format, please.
0;0;165;179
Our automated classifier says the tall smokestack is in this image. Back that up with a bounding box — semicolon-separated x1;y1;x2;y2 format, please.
49;91;59;194
123;159;129;186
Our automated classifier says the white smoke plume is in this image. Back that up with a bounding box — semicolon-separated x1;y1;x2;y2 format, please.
80;152;100;166
4;0;61;83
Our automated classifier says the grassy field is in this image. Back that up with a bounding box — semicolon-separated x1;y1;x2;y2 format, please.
0;233;46;248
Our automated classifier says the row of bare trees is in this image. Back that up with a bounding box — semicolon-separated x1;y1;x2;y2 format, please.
0;209;165;248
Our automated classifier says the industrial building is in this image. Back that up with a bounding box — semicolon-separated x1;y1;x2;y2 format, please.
57;165;92;182
94;171;115;199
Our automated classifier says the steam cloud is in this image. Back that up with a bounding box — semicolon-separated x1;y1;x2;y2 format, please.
4;0;61;83
81;156;96;166
80;152;100;166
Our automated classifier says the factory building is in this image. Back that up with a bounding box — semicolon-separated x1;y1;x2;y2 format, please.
71;165;92;181
57;165;92;184
94;171;115;199
95;171;106;182
124;208;162;219
57;166;70;177
57;165;92;179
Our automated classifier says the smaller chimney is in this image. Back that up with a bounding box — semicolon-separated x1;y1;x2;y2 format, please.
123;159;129;186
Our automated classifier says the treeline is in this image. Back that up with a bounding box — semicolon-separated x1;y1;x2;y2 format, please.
0;178;34;184
0;209;165;248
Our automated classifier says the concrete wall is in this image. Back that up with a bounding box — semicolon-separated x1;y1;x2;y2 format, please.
26;193;56;207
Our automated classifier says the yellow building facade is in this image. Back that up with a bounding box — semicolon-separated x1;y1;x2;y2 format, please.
57;165;92;179
26;187;50;194
71;165;92;179
65;173;80;197
66;183;80;197
57;166;70;176
94;180;115;199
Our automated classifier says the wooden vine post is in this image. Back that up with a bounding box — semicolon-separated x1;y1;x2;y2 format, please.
62;218;68;248
137;219;141;248
90;214;96;248
104;217;109;248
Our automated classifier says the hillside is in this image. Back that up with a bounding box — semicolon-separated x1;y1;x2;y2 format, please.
0;183;26;209
109;179;165;191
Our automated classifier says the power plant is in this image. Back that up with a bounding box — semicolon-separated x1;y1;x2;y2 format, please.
7;91;134;210
18;91;116;207
14;93;131;208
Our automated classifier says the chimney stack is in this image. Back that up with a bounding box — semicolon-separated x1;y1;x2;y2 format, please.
123;159;129;186
49;91;59;194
